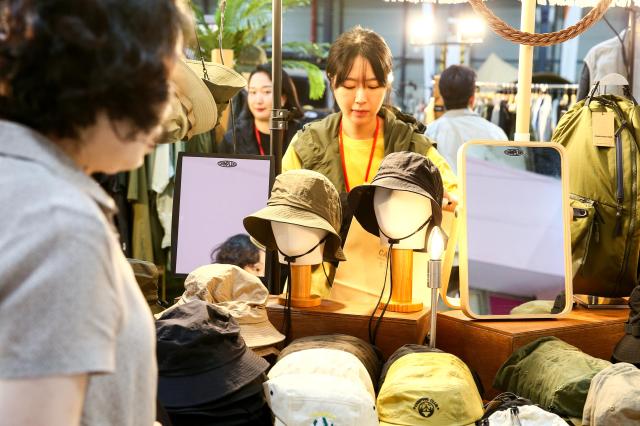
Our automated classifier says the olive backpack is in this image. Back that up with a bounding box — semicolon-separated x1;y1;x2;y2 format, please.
551;82;640;297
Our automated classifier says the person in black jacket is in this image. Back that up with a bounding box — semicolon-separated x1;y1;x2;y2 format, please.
222;63;304;155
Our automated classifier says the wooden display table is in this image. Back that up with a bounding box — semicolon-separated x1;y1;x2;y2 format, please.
436;307;629;399
266;296;430;358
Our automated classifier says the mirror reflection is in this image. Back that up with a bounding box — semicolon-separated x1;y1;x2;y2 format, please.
461;144;569;316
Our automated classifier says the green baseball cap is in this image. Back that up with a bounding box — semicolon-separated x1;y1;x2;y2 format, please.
243;170;346;263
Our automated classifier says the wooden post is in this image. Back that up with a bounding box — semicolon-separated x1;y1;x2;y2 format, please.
514;0;536;142
382;248;423;313
278;264;321;308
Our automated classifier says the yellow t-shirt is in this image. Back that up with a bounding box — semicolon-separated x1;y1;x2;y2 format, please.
281;129;459;298
282;132;459;195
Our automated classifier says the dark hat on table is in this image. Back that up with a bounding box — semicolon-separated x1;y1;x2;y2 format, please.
155;300;268;407
348;151;443;239
613;286;640;365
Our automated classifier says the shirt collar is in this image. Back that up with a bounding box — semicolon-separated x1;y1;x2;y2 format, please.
0;120;116;214
442;108;479;118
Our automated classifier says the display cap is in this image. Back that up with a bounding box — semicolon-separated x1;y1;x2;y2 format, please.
612;285;640;365
265;348;378;426
244;169;346;262
582;362;640;425
486;404;567;425
348;151;443;238
277;334;383;388
156;300;269;407
378;344;444;391
169;59;218;140
161;264;285;348
185;59;246;117
377;351;483;426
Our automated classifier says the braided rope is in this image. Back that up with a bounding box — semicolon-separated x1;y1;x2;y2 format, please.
467;0;613;46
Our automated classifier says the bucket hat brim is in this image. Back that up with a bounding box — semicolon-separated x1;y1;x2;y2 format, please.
238;318;286;348
185;59;246;115
158;346;268;407
348;176;442;238
612;335;640;364
243;204;346;262
171;59;218;137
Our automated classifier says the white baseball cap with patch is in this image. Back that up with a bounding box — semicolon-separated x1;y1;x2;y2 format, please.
264;348;378;426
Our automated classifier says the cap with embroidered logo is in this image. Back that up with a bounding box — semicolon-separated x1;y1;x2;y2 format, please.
377;350;483;426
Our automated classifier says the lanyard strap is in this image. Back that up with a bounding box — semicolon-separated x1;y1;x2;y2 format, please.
254;125;265;156
339;117;380;192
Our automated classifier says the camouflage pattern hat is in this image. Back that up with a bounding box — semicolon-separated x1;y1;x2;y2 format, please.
127;258;164;314
244;170;345;263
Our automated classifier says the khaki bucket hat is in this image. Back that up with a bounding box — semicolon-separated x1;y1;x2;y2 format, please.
169;59;218;140
185;59;246;118
243;169;346;263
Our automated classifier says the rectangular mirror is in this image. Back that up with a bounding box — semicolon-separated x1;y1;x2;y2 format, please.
458;141;573;319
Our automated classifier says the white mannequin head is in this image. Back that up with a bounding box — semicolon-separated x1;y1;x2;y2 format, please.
373;187;432;249
271;222;328;265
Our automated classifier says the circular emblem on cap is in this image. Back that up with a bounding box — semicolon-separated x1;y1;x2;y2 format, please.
413;397;439;418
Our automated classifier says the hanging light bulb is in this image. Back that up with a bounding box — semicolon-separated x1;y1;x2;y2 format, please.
428;226;445;261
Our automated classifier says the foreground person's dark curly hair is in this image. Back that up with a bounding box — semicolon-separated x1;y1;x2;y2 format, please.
0;0;184;140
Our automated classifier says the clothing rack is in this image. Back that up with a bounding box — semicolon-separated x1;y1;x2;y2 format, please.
476;81;579;90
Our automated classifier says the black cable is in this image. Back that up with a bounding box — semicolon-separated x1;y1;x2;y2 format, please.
217;0;238;153
282;260;292;343
368;243;394;346
321;262;333;287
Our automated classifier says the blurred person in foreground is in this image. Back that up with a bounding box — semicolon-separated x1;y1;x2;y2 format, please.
0;1;185;425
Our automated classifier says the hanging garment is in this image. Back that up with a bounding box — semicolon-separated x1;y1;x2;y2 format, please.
552;91;640;298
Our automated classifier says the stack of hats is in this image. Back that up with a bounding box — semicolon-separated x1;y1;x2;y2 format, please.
377;344;484;425
156;300;270;426
244;169;346;264
582;362;640;425
264;335;380;426
612;285;640;367
159;264;285;354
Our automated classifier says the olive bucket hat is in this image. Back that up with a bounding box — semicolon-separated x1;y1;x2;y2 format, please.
348;151;444;239
243;170;346;263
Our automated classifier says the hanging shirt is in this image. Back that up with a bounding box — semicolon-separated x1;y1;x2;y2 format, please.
425;108;508;174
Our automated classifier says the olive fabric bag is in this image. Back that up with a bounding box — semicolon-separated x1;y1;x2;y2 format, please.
551;88;640;298
493;337;610;418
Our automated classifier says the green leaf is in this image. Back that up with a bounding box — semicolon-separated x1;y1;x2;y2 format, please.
284;60;326;100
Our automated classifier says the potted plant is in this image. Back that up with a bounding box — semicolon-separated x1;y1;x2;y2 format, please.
191;0;327;100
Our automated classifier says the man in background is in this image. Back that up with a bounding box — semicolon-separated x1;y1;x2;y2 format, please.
426;65;507;173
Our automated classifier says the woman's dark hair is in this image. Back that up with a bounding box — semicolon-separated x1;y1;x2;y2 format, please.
210;234;260;269
326;26;392;89
439;65;477;110
0;0;184;140
246;63;304;120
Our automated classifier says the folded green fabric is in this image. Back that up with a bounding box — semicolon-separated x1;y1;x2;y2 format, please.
494;336;610;418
